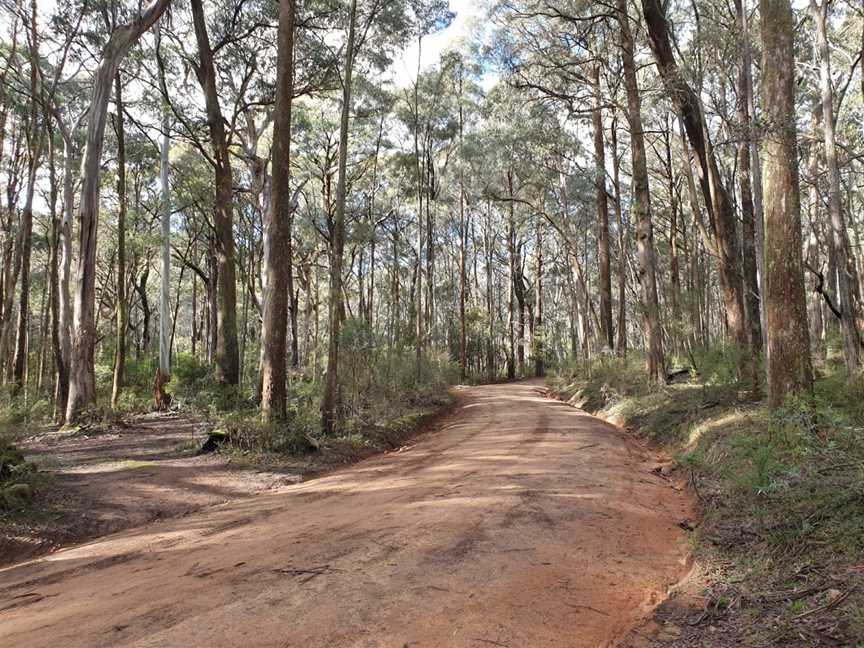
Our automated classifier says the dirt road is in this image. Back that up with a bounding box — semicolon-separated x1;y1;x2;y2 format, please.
0;381;692;647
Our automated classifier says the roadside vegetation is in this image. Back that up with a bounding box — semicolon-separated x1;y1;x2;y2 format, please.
550;351;864;646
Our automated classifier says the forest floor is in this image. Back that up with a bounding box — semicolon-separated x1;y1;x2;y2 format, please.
0;380;692;647
0;413;309;567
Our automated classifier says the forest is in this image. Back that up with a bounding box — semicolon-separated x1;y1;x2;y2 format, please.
1;0;864;646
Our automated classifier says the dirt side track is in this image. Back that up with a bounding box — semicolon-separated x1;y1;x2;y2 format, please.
0;381;692;648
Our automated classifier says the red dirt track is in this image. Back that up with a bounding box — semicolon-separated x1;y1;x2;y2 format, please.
0;380;692;647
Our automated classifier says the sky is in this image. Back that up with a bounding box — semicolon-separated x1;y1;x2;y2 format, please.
389;0;487;88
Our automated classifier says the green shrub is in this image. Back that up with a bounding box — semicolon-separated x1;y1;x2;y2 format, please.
0;438;36;511
691;345;751;386
549;353;656;411
0;482;32;511
171;353;249;413
213;411;316;456
0;440;27;480
0;385;53;437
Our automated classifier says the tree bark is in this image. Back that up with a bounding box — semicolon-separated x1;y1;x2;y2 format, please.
761;0;813;407
806;104;825;356
507;220;516;380
664;116;682;340
54;122;77;421
534;218;544;377
738;0;767;350
610;117;627;357
0;20;20;382
458;61;467;380
261;0;296;422
156;23;171;382
47;126;65;419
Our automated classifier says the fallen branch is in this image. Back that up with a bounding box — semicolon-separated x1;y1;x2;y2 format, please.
470;639;510;647
792;586;856;620
272;564;344;584
561;602;610;616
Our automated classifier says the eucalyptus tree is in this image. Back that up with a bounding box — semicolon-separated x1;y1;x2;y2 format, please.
641;0;749;375
11;0;42;393
261;0;296;422
321;0;451;434
110;72;127;409
489;0;617;354
618;0;665;382
809;0;861;373
66;0;171;423
734;0;764;356
155;21;171;405
187;0;241;386
760;0;813;406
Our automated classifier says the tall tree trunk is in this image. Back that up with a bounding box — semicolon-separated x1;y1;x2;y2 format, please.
610;116;627;356
190;0;239;386
0;16;18;200
807;104;825;357
261;0;296;421
426;153;435;344
156;24;171;386
66;0;171;423
591;63;613;350
48;125;65;419
737;55;763;359
485;204;495;381
506;172;517;379
535;218;544;377
13;0;42;393
111;73;127;409
413;35;424;380
191;274;198;356
321;0;357;435
811;0;861;372
42;130;60;395
54;128;76;420
761;0;813;407
664;117;682;343
642;0;749;366
618;0;665;382
739;0;767;350
458;61;467;380
207;241;217;364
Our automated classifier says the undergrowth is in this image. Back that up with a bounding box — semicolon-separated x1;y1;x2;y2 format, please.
0;319;458;512
550;353;864;646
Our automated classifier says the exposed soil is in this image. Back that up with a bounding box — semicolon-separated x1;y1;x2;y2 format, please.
1;413;302;566
0;381;693;647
